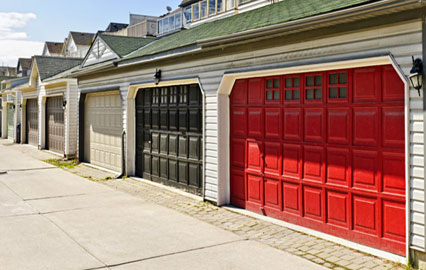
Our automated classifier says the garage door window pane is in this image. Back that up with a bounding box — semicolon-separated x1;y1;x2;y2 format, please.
293;90;300;100
306;89;314;100
314;88;322;99
339;87;347;98
339;73;347;84
329;87;338;99
285;90;292;100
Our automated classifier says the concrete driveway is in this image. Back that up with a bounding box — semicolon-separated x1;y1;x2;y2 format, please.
0;140;324;270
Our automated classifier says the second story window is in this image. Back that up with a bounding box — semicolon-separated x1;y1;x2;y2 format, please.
209;0;215;15
184;6;192;22
193;3;200;21
158;12;183;35
200;1;207;17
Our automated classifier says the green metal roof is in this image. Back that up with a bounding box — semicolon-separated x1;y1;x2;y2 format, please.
123;0;372;61
100;34;156;57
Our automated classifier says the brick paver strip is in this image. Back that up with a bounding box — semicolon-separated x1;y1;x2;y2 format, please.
99;178;405;270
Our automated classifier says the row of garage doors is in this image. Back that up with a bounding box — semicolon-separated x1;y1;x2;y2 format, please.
22;65;406;256
25;97;64;154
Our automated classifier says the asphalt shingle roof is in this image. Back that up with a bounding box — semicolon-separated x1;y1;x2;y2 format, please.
100;34;156;57
34;56;82;80
70;32;95;46
18;58;32;70
124;0;372;61
46;42;64;54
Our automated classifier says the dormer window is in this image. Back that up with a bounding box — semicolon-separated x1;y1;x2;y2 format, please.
200;1;207;17
183;6;192;22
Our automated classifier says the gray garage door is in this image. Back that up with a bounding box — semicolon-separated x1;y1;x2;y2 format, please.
84;91;122;172
26;99;39;146
7;104;14;140
46;96;65;154
136;84;203;195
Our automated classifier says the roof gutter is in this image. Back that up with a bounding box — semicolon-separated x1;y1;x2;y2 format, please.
198;0;423;47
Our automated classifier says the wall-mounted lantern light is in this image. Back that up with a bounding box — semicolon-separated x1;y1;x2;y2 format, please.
62;99;67;110
12;104;15;110
409;56;423;96
154;69;162;85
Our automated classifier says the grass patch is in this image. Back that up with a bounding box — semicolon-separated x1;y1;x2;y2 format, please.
45;159;79;169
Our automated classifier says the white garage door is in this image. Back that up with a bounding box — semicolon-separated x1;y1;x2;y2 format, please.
84;91;122;172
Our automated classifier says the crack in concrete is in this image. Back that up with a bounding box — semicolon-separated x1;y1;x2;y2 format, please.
2;167;57;172
101;238;249;269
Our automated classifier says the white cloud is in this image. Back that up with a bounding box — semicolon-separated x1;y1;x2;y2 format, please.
0;12;43;66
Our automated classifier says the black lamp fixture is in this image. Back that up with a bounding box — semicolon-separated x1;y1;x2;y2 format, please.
409;56;423;96
12;104;15;110
154;69;162;85
62;99;67;110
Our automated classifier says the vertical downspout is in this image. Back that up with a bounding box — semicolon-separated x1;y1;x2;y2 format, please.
78;93;86;162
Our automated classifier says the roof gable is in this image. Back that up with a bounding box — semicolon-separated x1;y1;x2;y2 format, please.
70;32;95;46
82;36;119;67
82;34;156;67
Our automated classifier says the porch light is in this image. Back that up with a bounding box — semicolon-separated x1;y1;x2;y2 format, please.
154;69;162;85
409;57;423;96
62;99;67;110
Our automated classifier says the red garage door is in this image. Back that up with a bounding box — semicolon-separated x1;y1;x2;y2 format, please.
230;65;406;255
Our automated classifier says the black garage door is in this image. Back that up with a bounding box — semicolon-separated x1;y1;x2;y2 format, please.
136;84;203;195
46;96;65;154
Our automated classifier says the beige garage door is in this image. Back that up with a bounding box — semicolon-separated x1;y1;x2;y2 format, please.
84;91;122;172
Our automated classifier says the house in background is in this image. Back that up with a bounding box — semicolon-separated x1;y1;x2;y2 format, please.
0;66;17;77
16;58;32;77
61;32;95;58
42;42;64;56
1;77;29;141
19;56;82;156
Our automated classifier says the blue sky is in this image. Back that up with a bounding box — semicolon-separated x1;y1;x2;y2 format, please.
0;0;181;66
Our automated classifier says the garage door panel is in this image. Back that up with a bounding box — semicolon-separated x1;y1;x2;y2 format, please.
304;186;323;221
230;65;406;255
264;178;280;209
247;108;263;138
231;108;247;137
382;65;404;102
382;107;405;148
382;152;405;195
247;140;262;172
382;200;406;241
327;108;350;145
326;148;350;187
353;195;378;236
264;142;281;176
352;150;379;192
283;108;302;141
265;108;281;139
327;190;349;228
282;144;302;179
304;108;324;143
231;138;245;169
303;146;325;183
283;182;301;215
353;67;380;103
247;174;262;203
353;107;379;147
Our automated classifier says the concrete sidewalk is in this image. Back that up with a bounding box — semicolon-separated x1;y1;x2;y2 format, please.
0;140;324;270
